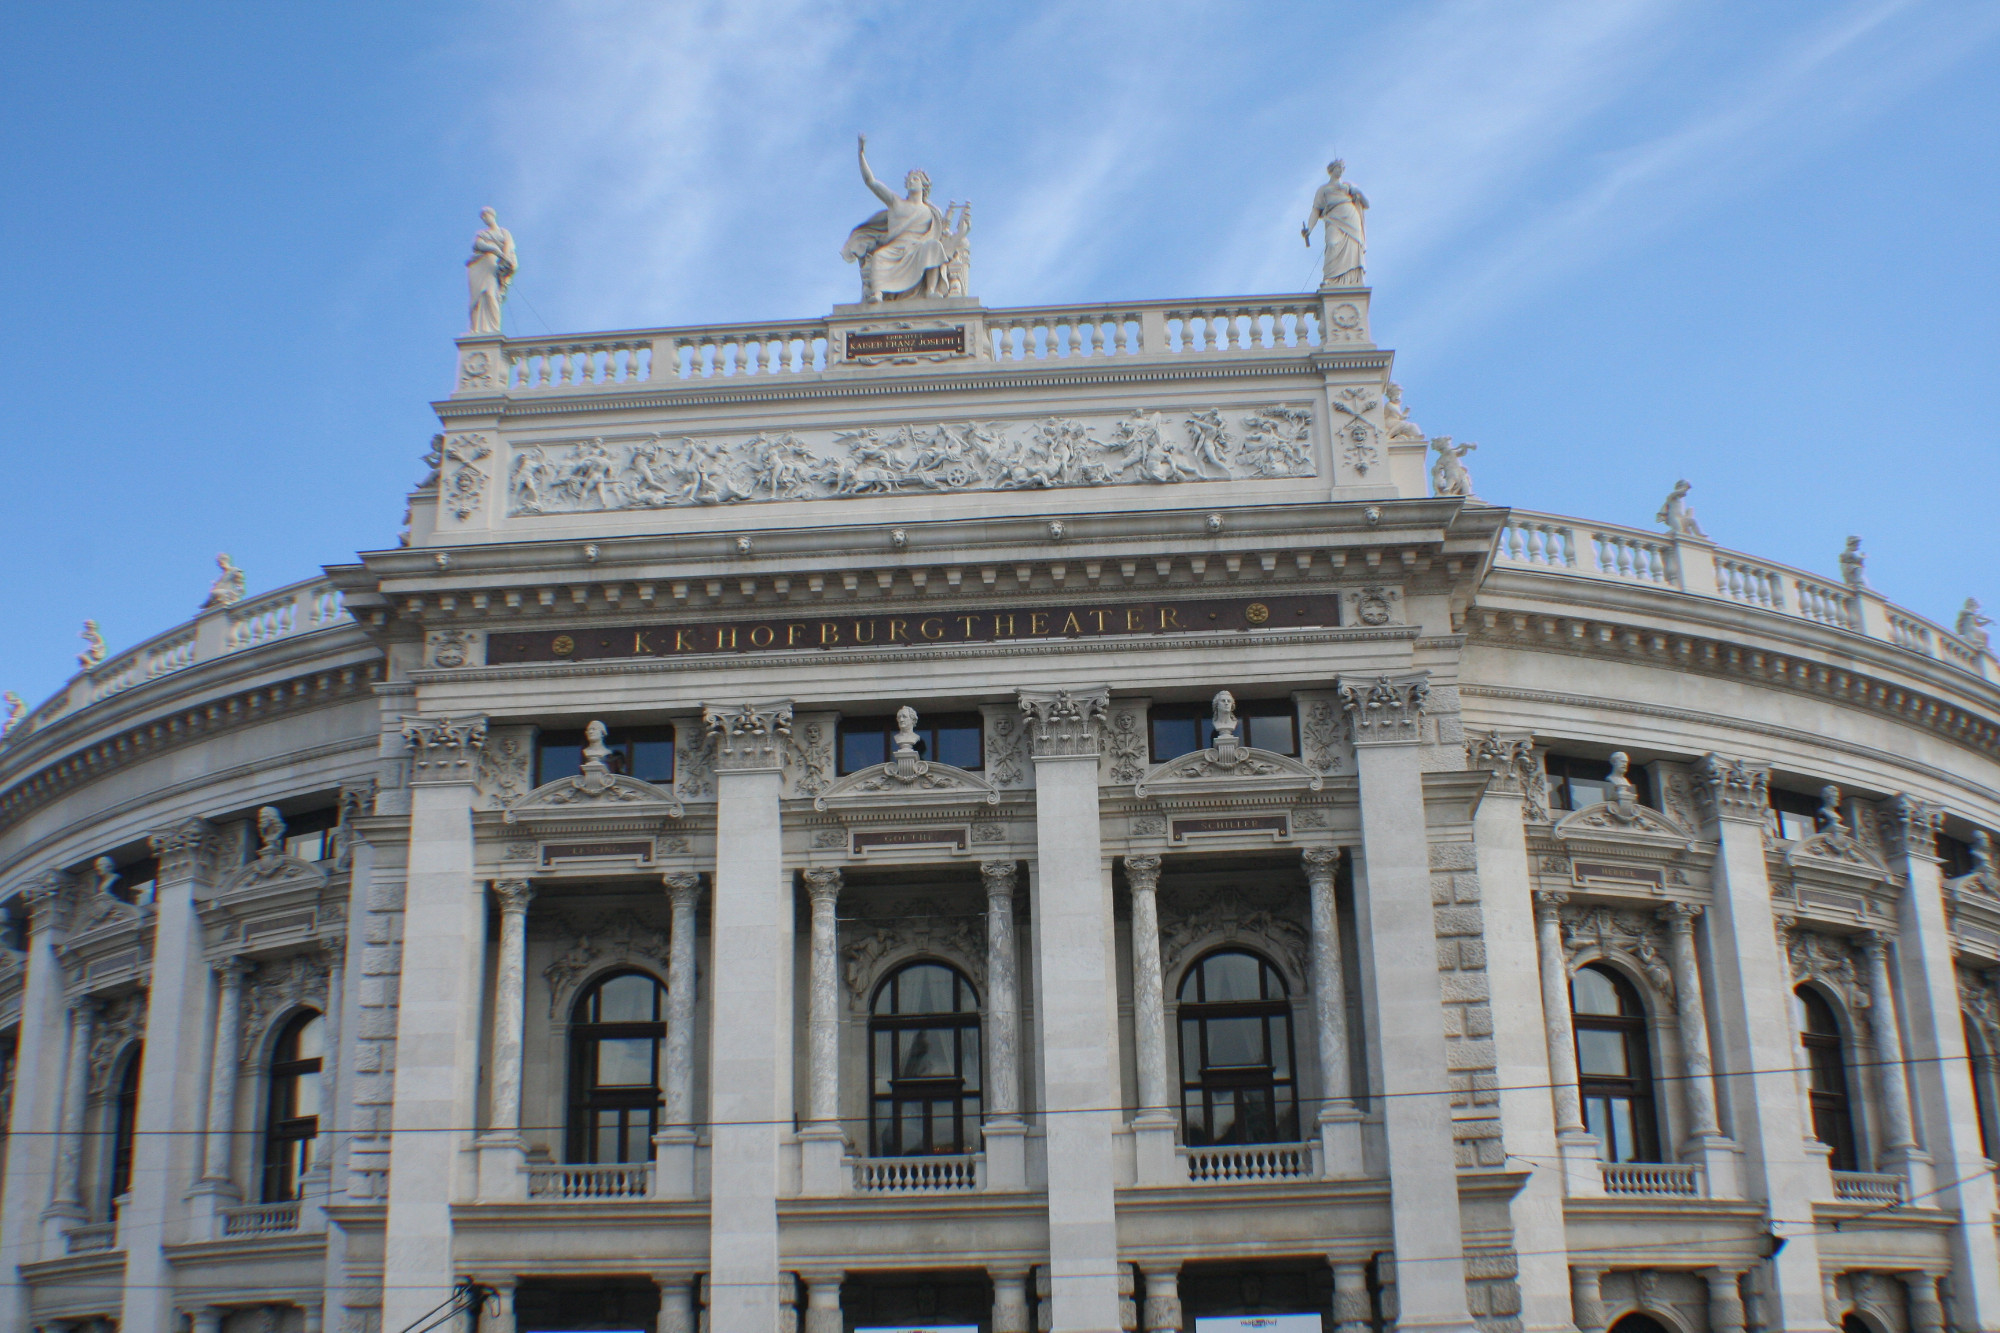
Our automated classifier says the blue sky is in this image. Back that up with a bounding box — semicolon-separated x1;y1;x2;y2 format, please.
2;1;1998;710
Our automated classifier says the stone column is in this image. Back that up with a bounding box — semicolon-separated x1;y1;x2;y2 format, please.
1302;847;1362;1178
190;1307;225;1333
1336;672;1478;1333
981;859;1027;1190
798;867;846;1197
2;876;74;1290
1124;854;1177;1184
1703;1269;1747;1333
991;1268;1032;1333
1533;891;1602;1201
1884;795;2000;1328
302;937;343;1233
1138;1264;1180;1333
43;998;97;1238
1660;903;1740;1196
1857;931;1922;1174
1569;1268;1604;1333
1465;733;1576;1333
703;702;795;1333
799;1271;842;1333
655;872;703;1198
190;958;252;1234
121;818;221;1333
478;879;533;1201
1689;753;1833;1331
1902;1271;1946;1333
1330;1263;1370;1333
1018;687;1122;1333
655;1272;699;1333
382;717;490;1333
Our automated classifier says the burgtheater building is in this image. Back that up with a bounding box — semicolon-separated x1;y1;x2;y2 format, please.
3;175;2000;1333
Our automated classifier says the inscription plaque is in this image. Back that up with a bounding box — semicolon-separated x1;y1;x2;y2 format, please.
1570;861;1665;891
542;840;655;866
851;828;969;854
1171;815;1291;843
846;326;966;358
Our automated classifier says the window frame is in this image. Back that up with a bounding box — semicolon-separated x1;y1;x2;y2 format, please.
1149;698;1298;764
1175;949;1302;1147
107;1044;142;1208
565;970;669;1165
1768;785;1825;844
1570;963;1662;1164
535;725;676;788
275;808;340;864
866;961;983;1157
1543;754;1655;814
836;712;984;776
261;1011;324;1203
1797;984;1861;1171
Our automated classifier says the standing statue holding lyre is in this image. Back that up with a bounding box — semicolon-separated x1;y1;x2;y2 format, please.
467;207;518;334
842;135;965;303
1302;159;1369;288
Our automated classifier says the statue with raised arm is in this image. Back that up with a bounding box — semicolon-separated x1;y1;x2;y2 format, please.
1655;480;1709;540
1958;597;1993;650
941;202;973;297
1429;436;1477;499
2;692;24;738
78;620;107;670
842;135;951;303
467;207;518;334
201;553;247;610
1839;536;1866;589
1301;159;1369;288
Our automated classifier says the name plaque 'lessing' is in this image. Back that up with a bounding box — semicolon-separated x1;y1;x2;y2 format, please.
489;593;1338;664
845;326;965;358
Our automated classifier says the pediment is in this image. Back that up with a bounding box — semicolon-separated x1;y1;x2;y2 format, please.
1553;800;1695;851
1132;743;1324;799
814;759;998;811
64;886;147;938
505;771;684;825
1786;829;1890;881
217;853;330;896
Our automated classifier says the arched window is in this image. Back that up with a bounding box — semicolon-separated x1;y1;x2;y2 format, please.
1964;1017;1998;1162
1572;964;1660;1163
869;962;981;1156
1177;950;1299;1147
262;1012;323;1202
1797;986;1859;1171
107;1046;142;1206
567;972;667;1164
1607;1317;1672;1333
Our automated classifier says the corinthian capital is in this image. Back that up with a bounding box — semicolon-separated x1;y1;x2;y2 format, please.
1301;846;1340;887
1336;673;1430;744
1467;732;1536;793
1017;687;1110;759
980;859;1018;901
662;871;703;909
148;817;219;883
1885;793;1945;861
1123;854;1162;893
1689;753;1770;827
401;715;487;781
493;879;534;915
703;702;793;773
802;867;843;904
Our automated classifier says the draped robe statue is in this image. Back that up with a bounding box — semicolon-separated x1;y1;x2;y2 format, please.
467;207;518;334
842;135;953;303
1302;159;1369;288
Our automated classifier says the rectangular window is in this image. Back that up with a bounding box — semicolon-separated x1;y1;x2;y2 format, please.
1544;754;1655;813
1149;698;1298;763
535;725;675;786
835;713;983;775
1938;831;1977;879
110;857;159;906
277;808;340;863
1768;785;1823;843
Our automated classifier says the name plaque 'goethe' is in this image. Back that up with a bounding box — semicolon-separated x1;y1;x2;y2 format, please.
489;593;1338;664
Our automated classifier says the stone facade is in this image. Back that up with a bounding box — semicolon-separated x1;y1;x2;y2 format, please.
0;264;1997;1333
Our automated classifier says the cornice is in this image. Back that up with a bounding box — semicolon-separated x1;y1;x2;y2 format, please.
432;351;1395;423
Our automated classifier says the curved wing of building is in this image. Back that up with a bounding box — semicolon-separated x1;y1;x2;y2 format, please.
2;276;1997;1333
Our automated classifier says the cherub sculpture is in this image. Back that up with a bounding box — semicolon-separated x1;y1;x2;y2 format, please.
78;621;107;670
1655;481;1708;539
1429;437;1477;499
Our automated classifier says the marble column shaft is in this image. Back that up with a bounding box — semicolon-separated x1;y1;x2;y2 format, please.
50;999;97;1209
1660;904;1721;1137
1302;847;1351;1113
662;873;702;1130
803;869;842;1126
982;860;1022;1120
1533;893;1584;1134
1123;854;1169;1118
201;961;252;1182
489;880;534;1134
1858;932;1916;1154
3;881;74;1293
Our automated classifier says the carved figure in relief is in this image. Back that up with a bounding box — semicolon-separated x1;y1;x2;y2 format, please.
1383;383;1425;441
1239;405;1314;477
893;706;920;756
1;692;24;738
1814;785;1849;837
843;135;952;303
1972;830;1995;882
1839;536;1867;589
1655;480;1709;539
90;856;119;900
1957;597;1992;649
1428;436;1477;499
941;202;973;297
1183;410;1235;478
1211;690;1239;741
78;620;107;670
1302;159;1369;287
1105;410;1203;483
466;208;518;335
200;553;247;610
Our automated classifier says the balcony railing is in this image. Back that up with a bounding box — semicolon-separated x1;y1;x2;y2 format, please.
1832;1170;1905;1204
1184;1142;1313;1183
1600;1161;1701;1198
1495;511;1994;682
851;1154;982;1193
525;1162;653;1200
4;577;350;746
221;1201;301;1238
64;1222;116;1254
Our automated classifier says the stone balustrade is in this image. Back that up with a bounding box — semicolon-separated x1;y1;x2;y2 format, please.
851;1154;982;1193
63;1222;116;1255
220;1201;301;1238
6;578;349;745
1183;1142;1314;1183
1496;510;1994;681
1600;1161;1701;1198
1831;1170;1905;1204
525;1162;654;1200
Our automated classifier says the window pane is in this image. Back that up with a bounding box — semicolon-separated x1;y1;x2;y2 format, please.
293;1135;316;1178
960;1028;981;1091
630;738;675;783
1246;713;1295;755
897;1028;952;1079
1201;953;1263;1003
1269;1020;1291;1079
841;730;887;774
1572;968;1622;1016
1152;715;1202;762
596;1111;621;1163
596;1037;657;1086
874;1031;893;1093
934;724;982;769
901;1102;923;1152
597;974;659;1023
1607;1099;1636;1163
292;1069;322;1120
1575;1028;1629;1076
1204;1017;1266;1069
539;741;583;785
1583;1095;1612;1157
897;965;957;1015
291;1015;325;1062
1180;1017;1201;1074
285;830;329;861
1565;777;1614;810
1208;1090;1238;1143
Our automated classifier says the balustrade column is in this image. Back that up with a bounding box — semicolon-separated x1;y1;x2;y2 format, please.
799;868;846;1197
1857;931;1919;1164
655;872;703;1199
981;860;1027;1190
197;959;252;1206
1302;848;1361;1177
477;880;533;1201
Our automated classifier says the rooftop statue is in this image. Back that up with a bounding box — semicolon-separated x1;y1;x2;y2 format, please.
1655;480;1708;540
1958;597;1992;649
1;691;23;737
1301;159;1368;288
1429;436;1477;499
1383;383;1425;441
842;135;968;303
1839;536;1866;590
78;620;107;670
200;552;247;610
467;207;518;335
